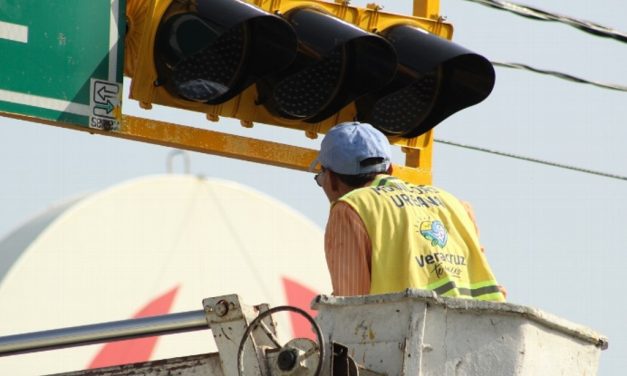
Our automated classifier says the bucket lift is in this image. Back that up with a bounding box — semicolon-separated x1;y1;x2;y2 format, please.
0;290;607;375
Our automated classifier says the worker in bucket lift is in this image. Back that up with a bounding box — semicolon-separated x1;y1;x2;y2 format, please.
311;121;505;301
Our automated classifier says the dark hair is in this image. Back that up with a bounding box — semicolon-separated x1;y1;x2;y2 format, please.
333;172;380;188
332;157;387;188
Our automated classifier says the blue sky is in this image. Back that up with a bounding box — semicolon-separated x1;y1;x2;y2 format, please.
1;0;625;374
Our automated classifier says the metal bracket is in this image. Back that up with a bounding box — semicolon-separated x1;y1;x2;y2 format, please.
203;295;279;376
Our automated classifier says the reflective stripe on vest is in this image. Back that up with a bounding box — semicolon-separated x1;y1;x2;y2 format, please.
338;175;504;302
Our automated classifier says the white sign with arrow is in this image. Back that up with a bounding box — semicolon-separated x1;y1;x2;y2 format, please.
90;78;121;131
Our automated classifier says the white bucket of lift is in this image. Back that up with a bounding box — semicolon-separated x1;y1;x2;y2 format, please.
314;289;607;376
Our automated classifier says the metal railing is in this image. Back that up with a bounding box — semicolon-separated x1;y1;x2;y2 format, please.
0;310;208;357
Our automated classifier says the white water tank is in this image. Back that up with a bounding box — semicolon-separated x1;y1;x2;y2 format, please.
0;175;331;375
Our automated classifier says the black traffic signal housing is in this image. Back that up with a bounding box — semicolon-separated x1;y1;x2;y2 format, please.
255;7;397;124
125;0;494;142
153;0;297;105
356;24;494;138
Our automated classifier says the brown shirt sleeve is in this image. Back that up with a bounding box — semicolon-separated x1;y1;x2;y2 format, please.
324;201;372;296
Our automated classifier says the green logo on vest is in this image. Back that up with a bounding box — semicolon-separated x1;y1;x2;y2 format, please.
419;220;448;248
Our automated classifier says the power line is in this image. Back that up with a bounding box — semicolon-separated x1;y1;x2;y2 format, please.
492;61;627;93
435;138;627;181
460;0;627;44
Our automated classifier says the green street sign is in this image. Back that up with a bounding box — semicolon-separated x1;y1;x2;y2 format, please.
0;1;125;130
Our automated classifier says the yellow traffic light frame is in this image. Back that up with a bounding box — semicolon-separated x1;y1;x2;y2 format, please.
0;0;460;190
123;0;453;184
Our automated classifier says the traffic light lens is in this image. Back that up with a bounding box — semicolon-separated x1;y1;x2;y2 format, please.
173;24;246;102
370;71;439;135
273;48;343;119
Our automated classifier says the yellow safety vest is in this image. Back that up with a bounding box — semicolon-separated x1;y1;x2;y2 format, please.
339;175;505;302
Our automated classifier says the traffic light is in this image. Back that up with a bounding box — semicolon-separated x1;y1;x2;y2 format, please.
255;7;397;124
125;0;494;142
153;0;297;104
355;24;495;138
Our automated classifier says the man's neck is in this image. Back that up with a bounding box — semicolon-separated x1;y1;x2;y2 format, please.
335;175;384;200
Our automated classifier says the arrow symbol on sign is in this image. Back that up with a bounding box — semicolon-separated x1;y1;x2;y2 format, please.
95;100;115;114
96;84;118;103
0;20;29;43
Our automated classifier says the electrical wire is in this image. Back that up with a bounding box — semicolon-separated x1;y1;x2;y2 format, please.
459;0;627;44
491;61;627;93
437;2;627;180
435;138;627;181
452;1;627;92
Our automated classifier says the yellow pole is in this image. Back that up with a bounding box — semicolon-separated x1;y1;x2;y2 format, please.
413;0;439;18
